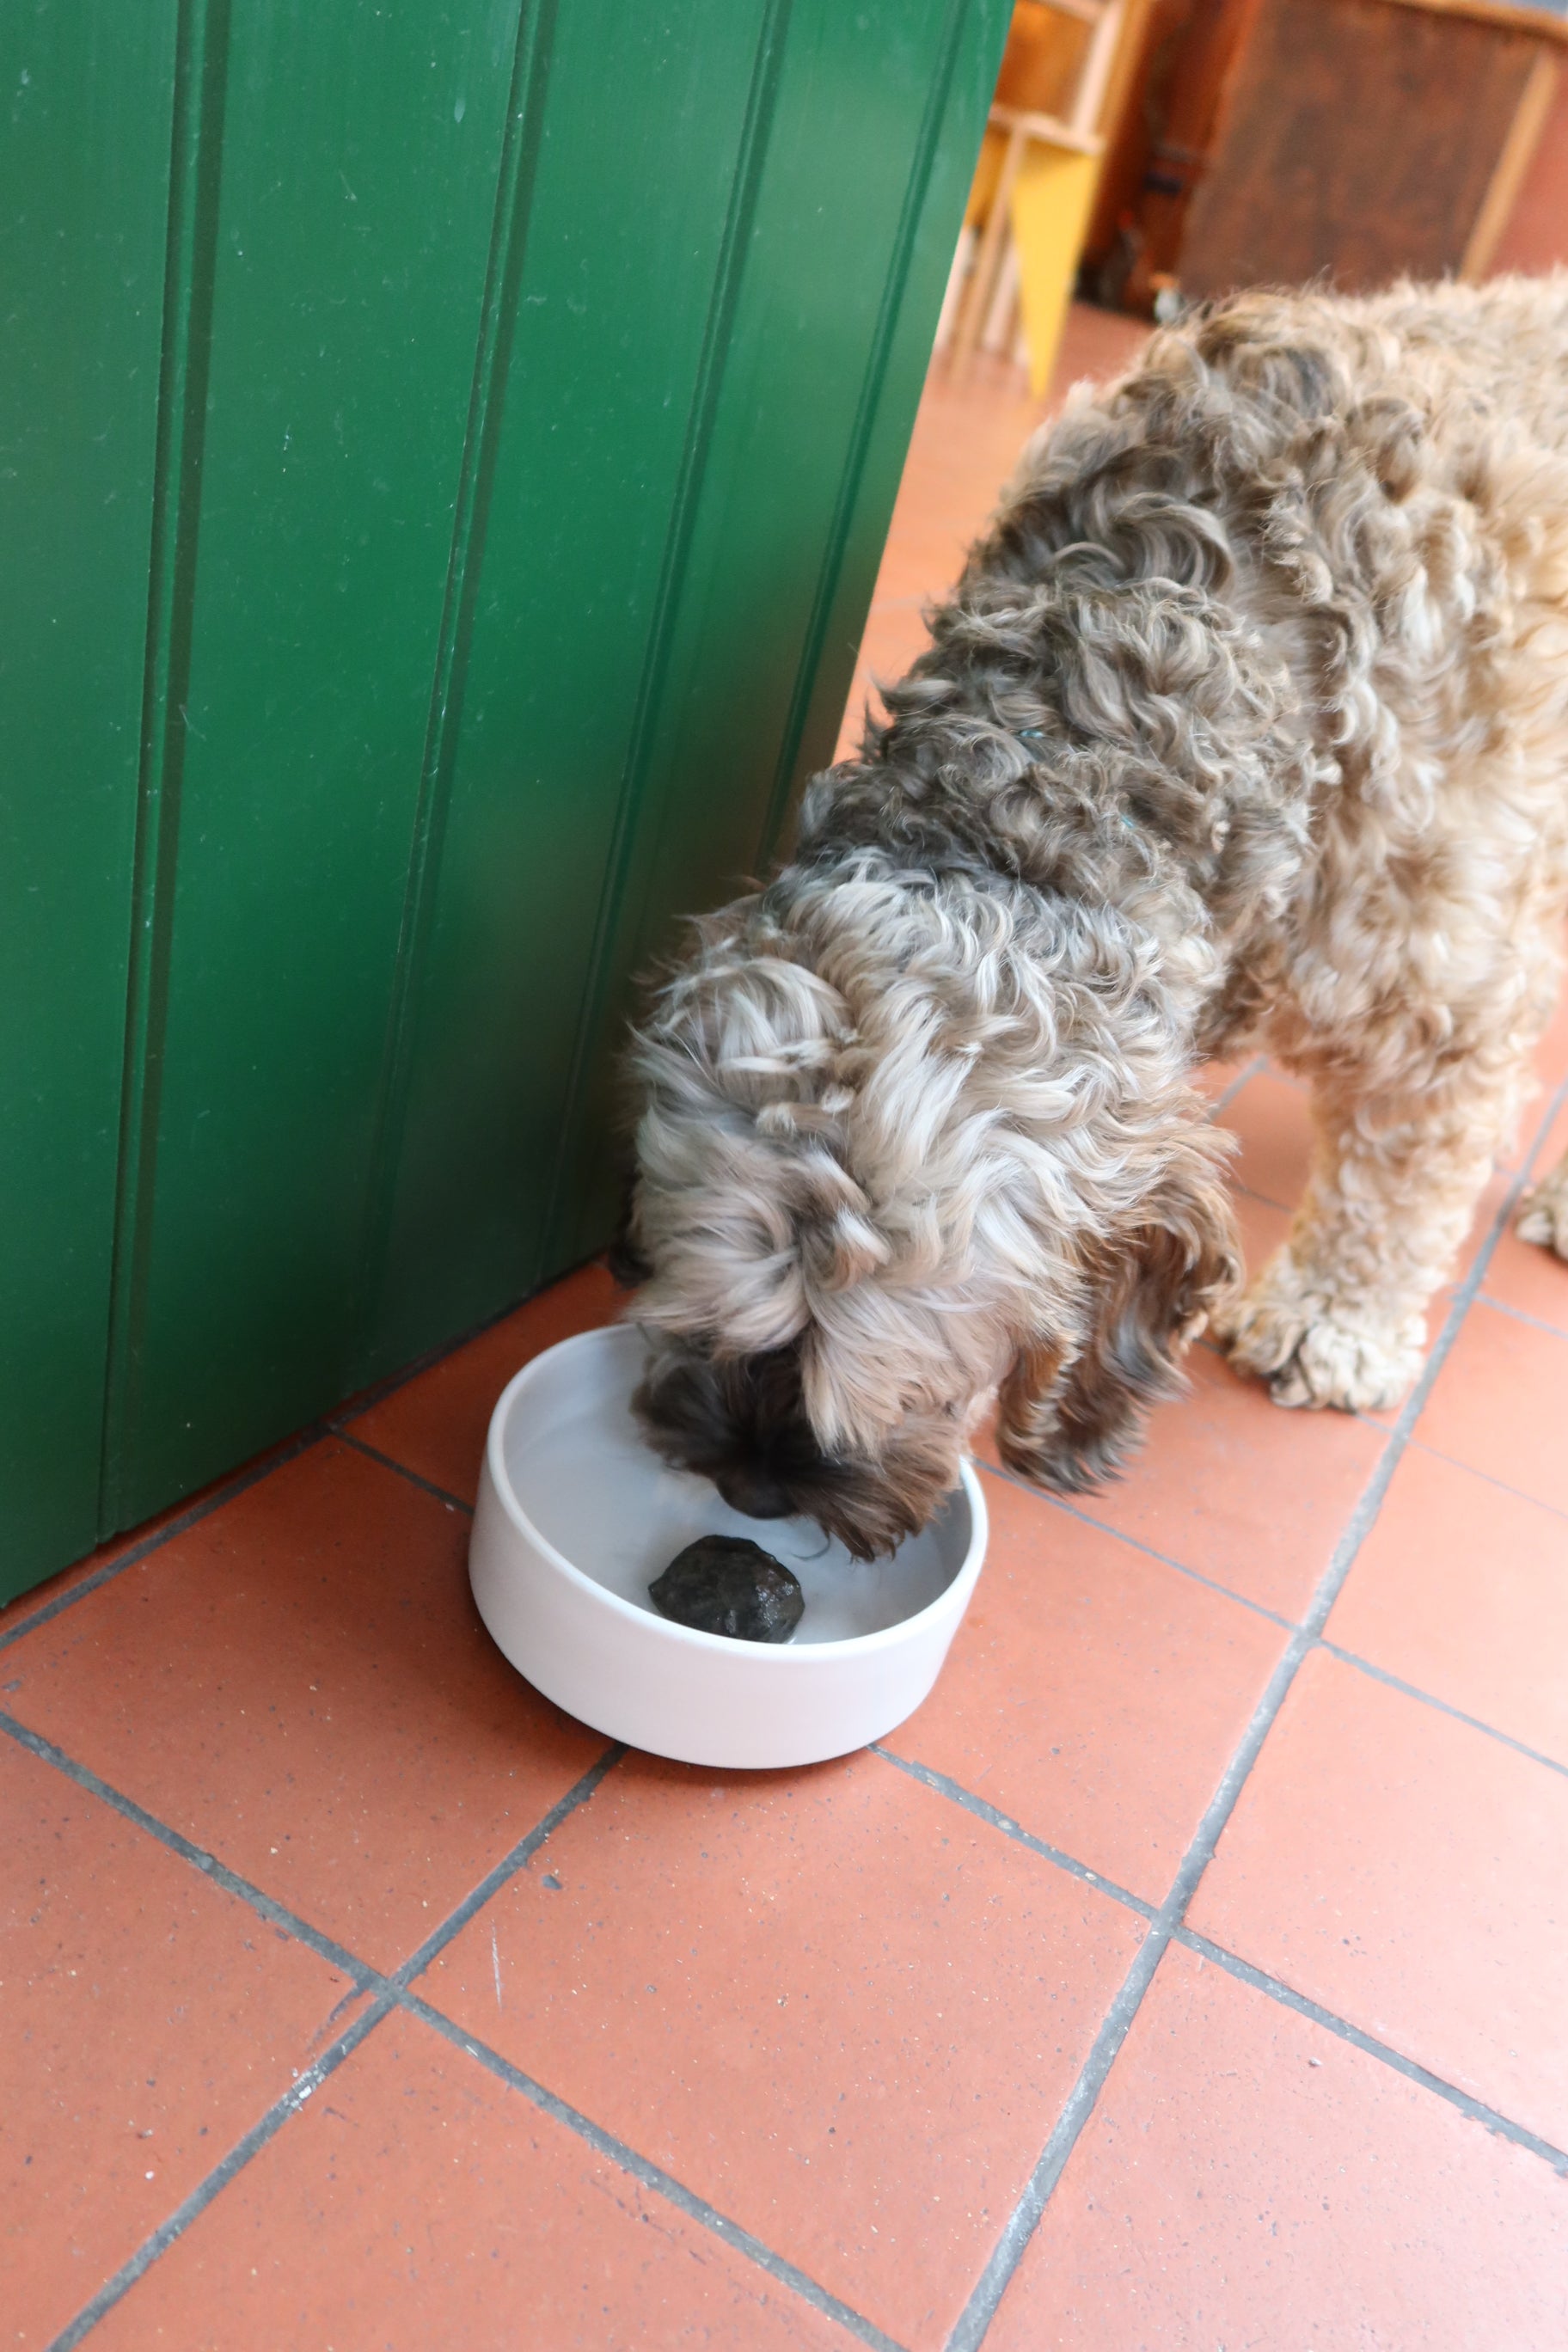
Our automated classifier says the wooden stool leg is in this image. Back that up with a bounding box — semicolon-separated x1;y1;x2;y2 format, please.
949;121;1026;385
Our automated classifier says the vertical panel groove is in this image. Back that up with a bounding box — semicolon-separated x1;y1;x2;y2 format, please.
756;0;971;867
357;0;559;1351
536;0;793;1274
99;0;231;1533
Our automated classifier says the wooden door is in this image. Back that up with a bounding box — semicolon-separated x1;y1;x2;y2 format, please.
0;0;1008;1602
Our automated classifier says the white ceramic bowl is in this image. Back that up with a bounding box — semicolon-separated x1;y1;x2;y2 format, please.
469;1324;988;1768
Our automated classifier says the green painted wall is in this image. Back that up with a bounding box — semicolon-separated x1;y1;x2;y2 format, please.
0;0;1008;1602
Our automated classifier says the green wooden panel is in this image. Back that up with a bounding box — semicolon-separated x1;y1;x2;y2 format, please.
2;0;1007;1595
371;0;1008;1358
545;0;1009;1269
364;0;784;1366
107;1;523;1525
0;1;176;1598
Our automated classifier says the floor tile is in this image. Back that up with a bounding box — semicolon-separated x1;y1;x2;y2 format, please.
1228;1182;1291;1283
0;1528;157;1650
423;1747;1143;2350
2;1442;607;1975
1192;1056;1253;1104
1532;977;1568;1091
1445;1167;1513;1293
1049;302;1152;388
1327;1442;1568;1767
886;1474;1284;1905
1189;1648;1568;2149
348;1259;621;1506
1517;1053;1568;1163
0;1736;353;2351
89;2006;861;2352
865;524;971;608
1483;1222;1568;1338
986;1939;1568;2352
1215;1066;1313;1211
1414;1300;1568;1516
1068;1343;1386;1619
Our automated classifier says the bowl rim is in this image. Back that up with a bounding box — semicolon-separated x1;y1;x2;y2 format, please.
483;1321;988;1663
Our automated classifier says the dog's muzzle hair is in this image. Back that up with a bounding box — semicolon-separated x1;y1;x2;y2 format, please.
630;1333;965;1560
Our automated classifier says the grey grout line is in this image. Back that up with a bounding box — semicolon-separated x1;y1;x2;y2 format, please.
45;1988;396;2352
32;1745;626;2351
401;1994;910;2352
0;1246;610;1661
1466;1289;1568;1344
22;1695;907;2352
1174;1927;1568;2175
16;1708;906;2351
942;1635;1306;2352
389;1745;626;1993
883;1722;1568;2151
974;1455;1296;1632
0;1426;324;1657
0;1711;378;1987
1319;1643;1568;1779
1205;1054;1265;1117
328;1426;475;1516
870;1746;1158;1919
1401;1432;1568;1525
19;1717;898;2352
1232;1177;1292;1214
972;1447;1568;1777
9;1597;901;2352
946;1070;1568;2351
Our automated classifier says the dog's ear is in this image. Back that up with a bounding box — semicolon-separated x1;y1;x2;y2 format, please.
606;1174;652;1290
998;1153;1240;1493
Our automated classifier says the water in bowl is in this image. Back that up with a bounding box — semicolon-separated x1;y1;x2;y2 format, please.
501;1346;968;1645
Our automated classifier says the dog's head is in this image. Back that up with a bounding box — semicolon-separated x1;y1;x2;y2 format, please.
616;860;1238;1556
625;1333;965;1559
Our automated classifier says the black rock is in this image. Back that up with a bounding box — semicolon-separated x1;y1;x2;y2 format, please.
648;1535;805;1644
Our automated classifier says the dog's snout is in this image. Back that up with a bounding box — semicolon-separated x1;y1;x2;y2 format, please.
716;1467;793;1521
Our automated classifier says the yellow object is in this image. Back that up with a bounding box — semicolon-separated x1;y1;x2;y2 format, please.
944;3;1127;388
1010;142;1100;397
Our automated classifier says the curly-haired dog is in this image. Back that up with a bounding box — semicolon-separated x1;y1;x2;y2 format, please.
616;277;1568;1558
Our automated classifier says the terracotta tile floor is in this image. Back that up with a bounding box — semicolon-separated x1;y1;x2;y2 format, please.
6;310;1568;2349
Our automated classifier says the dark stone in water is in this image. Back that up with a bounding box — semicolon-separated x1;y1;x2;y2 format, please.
649;1535;805;1644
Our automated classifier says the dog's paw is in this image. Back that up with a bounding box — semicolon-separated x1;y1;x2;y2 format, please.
1217;1261;1423;1413
1515;1161;1568;1262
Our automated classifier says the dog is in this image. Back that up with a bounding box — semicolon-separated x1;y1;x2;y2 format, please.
613;277;1568;1559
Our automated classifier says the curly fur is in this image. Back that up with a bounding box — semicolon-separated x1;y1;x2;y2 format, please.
619;278;1568;1557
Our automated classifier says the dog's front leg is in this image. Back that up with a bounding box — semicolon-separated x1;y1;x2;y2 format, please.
1216;1064;1528;1413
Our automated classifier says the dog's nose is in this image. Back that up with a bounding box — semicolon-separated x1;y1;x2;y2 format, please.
716;1468;793;1520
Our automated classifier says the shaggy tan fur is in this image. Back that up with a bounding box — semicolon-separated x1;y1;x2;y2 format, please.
618;278;1568;1557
